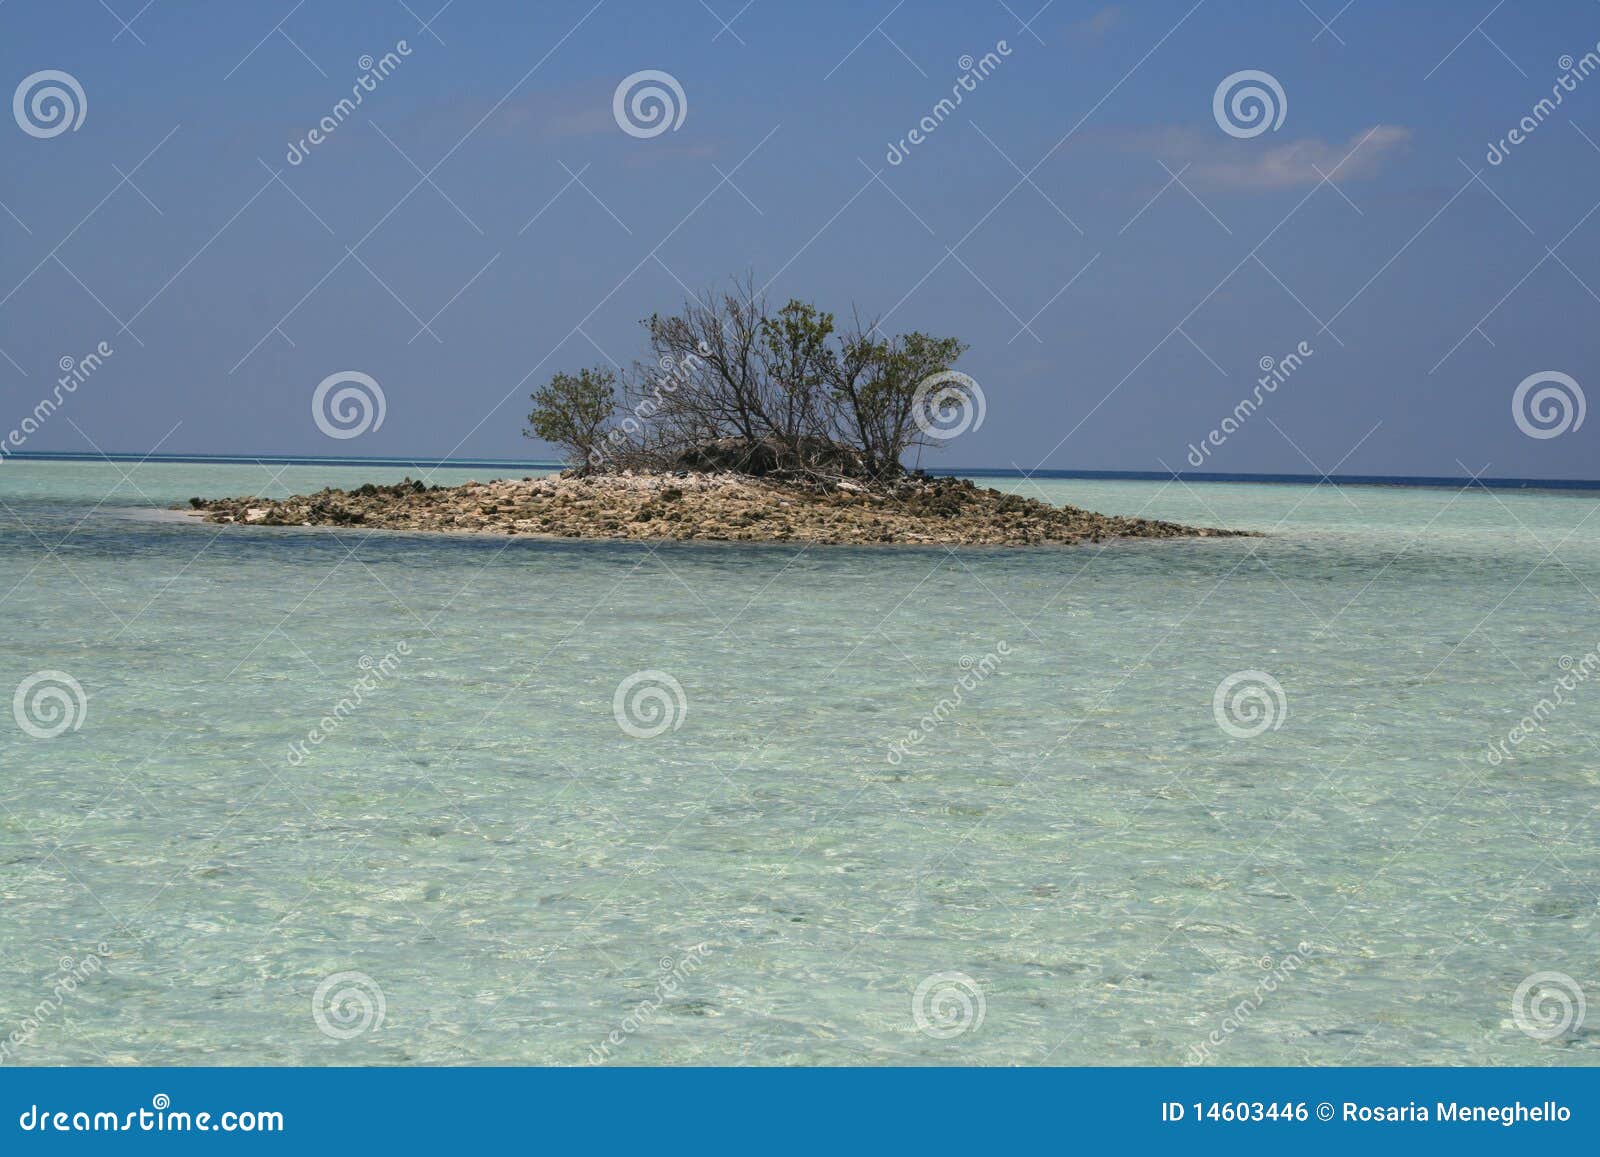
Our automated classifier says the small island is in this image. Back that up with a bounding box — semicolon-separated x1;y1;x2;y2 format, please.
185;470;1244;546
185;283;1246;548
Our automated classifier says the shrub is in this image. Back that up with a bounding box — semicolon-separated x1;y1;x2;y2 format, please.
524;368;617;474
524;279;969;488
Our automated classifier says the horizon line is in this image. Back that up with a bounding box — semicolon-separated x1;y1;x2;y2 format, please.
3;450;1598;492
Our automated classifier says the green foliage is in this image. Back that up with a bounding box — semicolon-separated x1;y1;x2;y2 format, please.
525;282;971;487
524;367;617;472
830;330;969;480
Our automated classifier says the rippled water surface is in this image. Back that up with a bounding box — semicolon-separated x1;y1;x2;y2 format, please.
2;460;1597;1065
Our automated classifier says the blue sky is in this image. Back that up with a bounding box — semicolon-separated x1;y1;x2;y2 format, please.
2;0;1598;478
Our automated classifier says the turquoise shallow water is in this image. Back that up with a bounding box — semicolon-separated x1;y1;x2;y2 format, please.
1;460;1597;1065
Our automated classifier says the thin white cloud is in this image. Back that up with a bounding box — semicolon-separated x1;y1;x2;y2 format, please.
1128;124;1412;190
1067;5;1122;39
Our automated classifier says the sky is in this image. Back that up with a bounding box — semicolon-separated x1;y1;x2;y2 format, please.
2;0;1598;479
